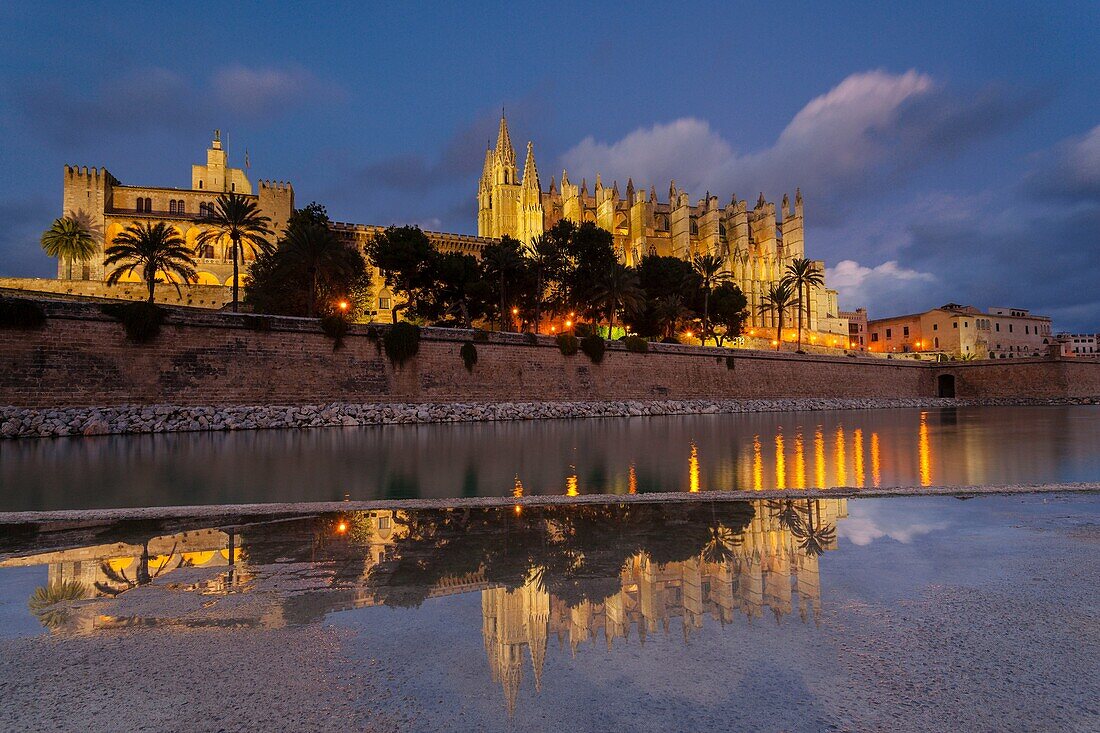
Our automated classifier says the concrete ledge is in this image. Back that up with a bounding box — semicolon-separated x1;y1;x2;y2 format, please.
1;482;1096;526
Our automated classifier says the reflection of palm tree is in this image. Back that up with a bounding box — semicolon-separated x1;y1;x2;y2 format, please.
28;580;89;630
767;499;805;535
790;500;836;558
95;541;180;596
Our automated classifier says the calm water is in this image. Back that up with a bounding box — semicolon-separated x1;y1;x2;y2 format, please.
3;406;1100;511
1;494;1097;731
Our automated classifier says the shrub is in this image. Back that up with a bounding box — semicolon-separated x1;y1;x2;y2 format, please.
460;341;477;372
524;332;539;345
574;322;596;338
384;322;421;367
101;302;166;343
472;328;490;343
0;298;46;330
581;334;606;364
726;355;736;370
320;314;350;350
556;333;579;356
661;336;681;344
623;335;648;354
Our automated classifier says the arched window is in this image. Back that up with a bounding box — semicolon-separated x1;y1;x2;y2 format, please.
177;200;185;214
169;200;177;214
198;180;204;189
145;197;153;212
689;218;699;235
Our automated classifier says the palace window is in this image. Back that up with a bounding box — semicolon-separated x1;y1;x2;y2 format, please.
933;323;938;331
198;180;204;189
177;200;185;213
378;515;392;530
379;297;392;310
934;337;939;348
169;201;177;213
903;326;909;336
871;333;879;342
885;328;892;338
1009;324;1014;333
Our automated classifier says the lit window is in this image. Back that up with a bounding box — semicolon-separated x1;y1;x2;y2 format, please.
379;297;392;310
378;516;392;530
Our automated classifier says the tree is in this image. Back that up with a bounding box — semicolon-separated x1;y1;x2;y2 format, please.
653;294;693;341
561;221;617;321
691;253;732;344
429;252;488;328
709;282;748;345
480;236;526;330
589;263;645;335
758;280;797;351
783;257;825;351
625;255;699;338
283;223;346;317
247;204;371;319
104;222;196;303
40;213;99;279
364;226;437;323
196;192;274;312
526;233;568;333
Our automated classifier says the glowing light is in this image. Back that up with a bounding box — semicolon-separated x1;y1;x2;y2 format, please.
793;431;806;489
749;329;756;336
550;326;556;333
771;339;779;346
814;426;826;488
628;464;637;494
336;521;348;534
871;432;881;487
810;335;817;343
752;435;763;491
853;428;865;487
685;330;694;339
512;307;519;316
835;426;847;486
565;319;573;328
513;475;524;499
566;472;579;497
774;431;786;489
338;301;349;311
919;411;932;487
514;505;523;515
689;443;700;492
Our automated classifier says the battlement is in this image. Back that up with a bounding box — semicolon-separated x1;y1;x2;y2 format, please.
258;179;293;191
330;221;496;246
64;165;119;185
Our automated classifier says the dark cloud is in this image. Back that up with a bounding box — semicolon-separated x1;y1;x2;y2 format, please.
11;65;344;147
1023;125;1100;202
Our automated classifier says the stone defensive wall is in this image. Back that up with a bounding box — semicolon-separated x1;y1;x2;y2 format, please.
2;298;1099;439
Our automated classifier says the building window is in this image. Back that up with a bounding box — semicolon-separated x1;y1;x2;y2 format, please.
377;515;392;530
231;183;235;192
379;297;392;310
169;200;177;213
177;200;185;213
885;328;892;338
871;333;879;342
934;337;939;348
953;322;958;329
1025;325;1030;334
996;323;1000;332
933;323;938;331
1009;324;1014;333
198;180;203;189
903;326;909;337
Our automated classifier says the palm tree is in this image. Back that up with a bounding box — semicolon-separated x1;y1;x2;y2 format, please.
783;258;824;351
104;222;196;303
758;280;797;351
654;294;692;341
792;499;836;558
40;213;100;279
692;253;732;345
590;263;645;335
526;234;565;333
481;237;526;330
283;223;345;317
196;192;274;312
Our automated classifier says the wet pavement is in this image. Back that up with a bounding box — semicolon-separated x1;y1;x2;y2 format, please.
1;493;1097;732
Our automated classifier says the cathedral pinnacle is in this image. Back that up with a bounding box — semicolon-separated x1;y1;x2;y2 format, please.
495;112;516;167
522;141;540;191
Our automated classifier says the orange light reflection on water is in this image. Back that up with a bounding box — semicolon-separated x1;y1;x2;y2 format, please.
752;435;763;491
814;426;826;488
919;412;932;487
774;431;786;489
871;432;881;487
689;443;700;492
853;429;865;487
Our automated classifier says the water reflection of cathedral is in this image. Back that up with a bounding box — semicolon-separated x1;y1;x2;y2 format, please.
5;499;846;716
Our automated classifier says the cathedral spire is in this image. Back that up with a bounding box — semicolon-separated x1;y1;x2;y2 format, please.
480;144;494;192
521;141;540;191
495;111;516;168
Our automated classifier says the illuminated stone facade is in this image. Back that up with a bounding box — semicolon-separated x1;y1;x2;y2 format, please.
478;114;847;335
59;132;294;289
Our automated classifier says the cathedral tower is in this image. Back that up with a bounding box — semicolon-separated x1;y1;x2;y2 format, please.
477;112;544;243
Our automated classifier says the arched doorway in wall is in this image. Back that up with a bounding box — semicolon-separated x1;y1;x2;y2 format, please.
937;373;956;398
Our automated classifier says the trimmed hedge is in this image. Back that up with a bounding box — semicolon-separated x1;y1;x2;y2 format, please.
581;334;606;364
384;322;421;367
0;298;46;330
101;302;166;343
623;335;649;354
556;333;579;356
460;341;478;372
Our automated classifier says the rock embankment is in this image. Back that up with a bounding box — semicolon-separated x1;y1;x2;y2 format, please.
2;397;1097;439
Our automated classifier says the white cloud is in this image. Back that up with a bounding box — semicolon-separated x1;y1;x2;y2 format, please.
826;259;935;311
1026;124;1100;201
839;508;949;546
211;65;343;118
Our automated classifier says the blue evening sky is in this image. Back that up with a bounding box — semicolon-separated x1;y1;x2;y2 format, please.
1;1;1097;327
